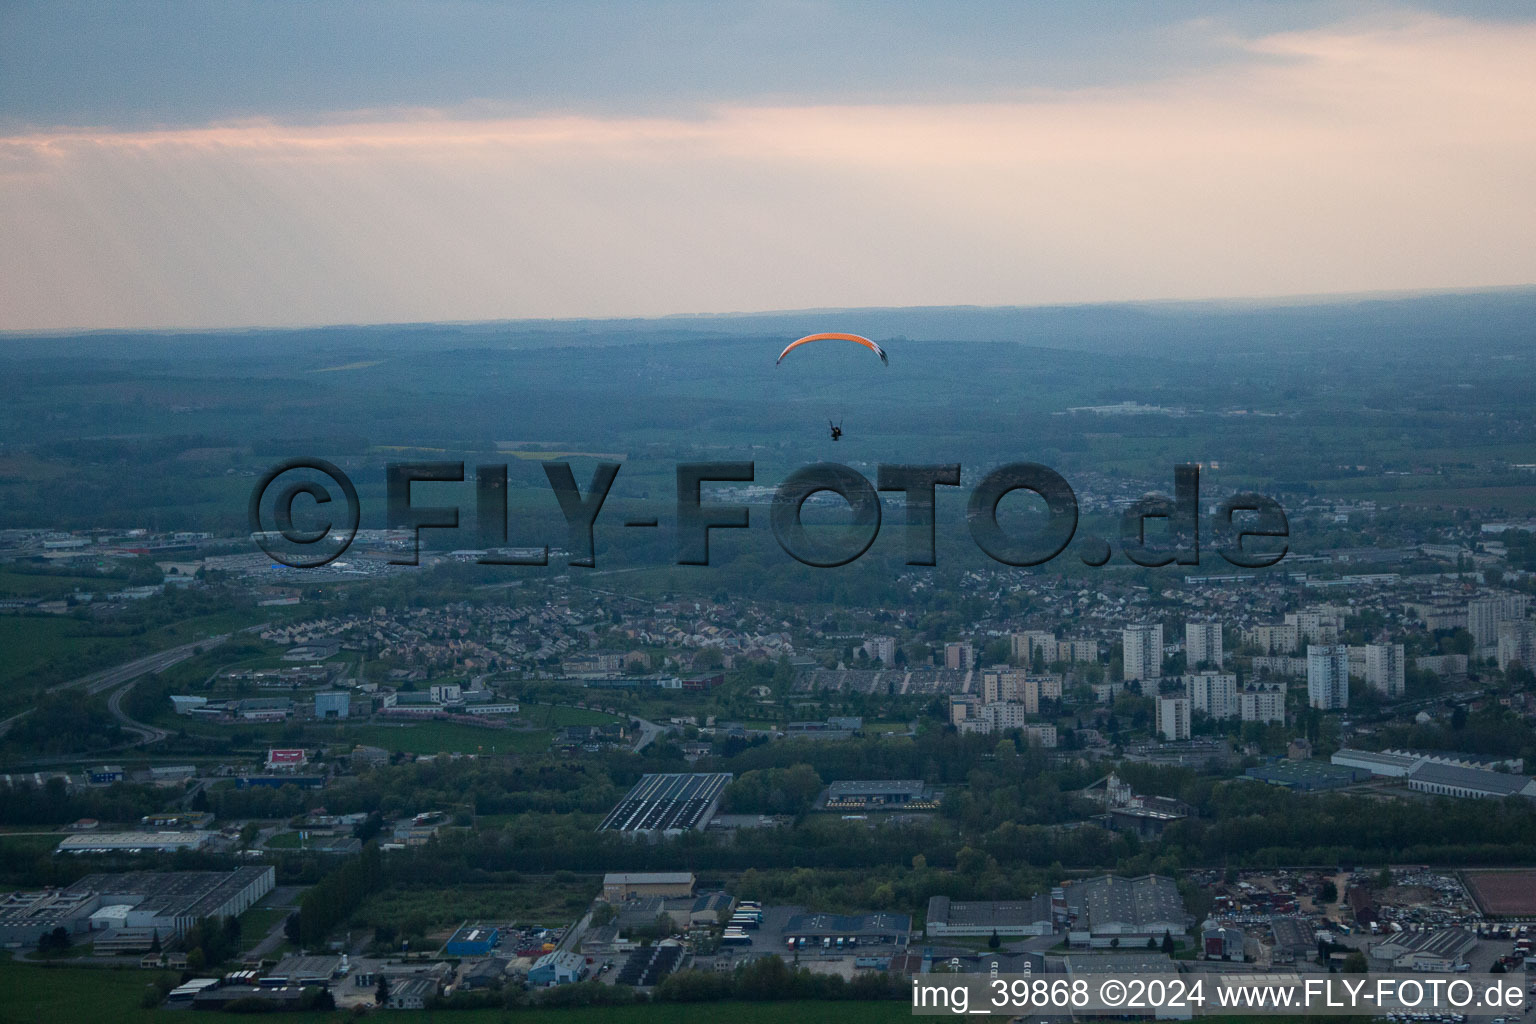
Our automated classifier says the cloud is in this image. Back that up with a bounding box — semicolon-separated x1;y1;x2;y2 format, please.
1;13;1533;331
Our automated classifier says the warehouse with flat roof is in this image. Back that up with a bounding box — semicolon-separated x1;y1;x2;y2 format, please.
823;780;938;809
1;867;273;948
1064;875;1190;943
602;872;696;901
783;911;912;946
924;895;1055;938
56;831;211;855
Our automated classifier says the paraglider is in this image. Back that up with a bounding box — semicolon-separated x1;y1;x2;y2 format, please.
776;332;888;366
777;333;887;441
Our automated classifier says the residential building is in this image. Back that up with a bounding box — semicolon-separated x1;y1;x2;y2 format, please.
980;668;1038;713
1248;623;1299;655
1011;630;1055;663
1185;620;1224;669
1306;645;1349;710
1497;618;1535;672
1184;672;1237;720
1056;638;1099;663
1363;643;1406;698
863;636;896;667
1468;594;1530;650
1239;684;1286;725
1123;624;1163;682
1155;696;1191;742
944;642;974;672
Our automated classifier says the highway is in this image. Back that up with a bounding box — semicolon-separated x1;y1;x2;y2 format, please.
0;632;236;742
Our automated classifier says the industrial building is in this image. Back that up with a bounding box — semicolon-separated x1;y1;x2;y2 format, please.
1201;920;1244;960
596;773;732;835
1063;875;1190;944
0;866;273;949
443;922;500;956
1370;927;1478;970
823;779;938;810
56;832;212;855
1244;759;1368;791
386;976;440;1008
1406;762;1536;800
314;691;350;719
528;950;589;986
263;955;344;986
1330;749;1536;799
602;872;696;902
924;895;1054;938
783;911;912;946
1268;917;1314;964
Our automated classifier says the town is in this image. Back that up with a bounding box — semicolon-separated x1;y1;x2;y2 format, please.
1;487;1535;1017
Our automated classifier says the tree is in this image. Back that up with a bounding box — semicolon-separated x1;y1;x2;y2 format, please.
988;930;1000;950
1375;867;1393;890
376;976;391;1005
1343;951;1368;974
1320;880;1339;903
1162;931;1175;955
1146;936;1157;949
38;926;70;954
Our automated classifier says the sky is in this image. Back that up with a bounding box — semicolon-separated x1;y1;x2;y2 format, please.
2;1;1535;331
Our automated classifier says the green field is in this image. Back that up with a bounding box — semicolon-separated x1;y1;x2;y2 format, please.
0;964;916;1023
0;571;118;601
0;608;262;700
330;721;551;755
235;905;290;946
352;878;600;933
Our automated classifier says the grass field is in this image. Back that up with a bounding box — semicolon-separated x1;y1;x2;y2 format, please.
333;721;551;755
0;571;119;600
0;964;917;1022
235;905;290;947
0;607;262;700
352;878;601;932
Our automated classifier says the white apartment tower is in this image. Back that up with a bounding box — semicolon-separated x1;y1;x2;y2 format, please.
1306;644;1350;710
1185;671;1238;720
1155;696;1191;741
1185;620;1224;669
1363;643;1406;698
1123;624;1163;682
1239;685;1286;724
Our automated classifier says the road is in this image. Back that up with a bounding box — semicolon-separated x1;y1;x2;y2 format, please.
244;886;305;960
0;621;270;755
631;716;665;753
106;679;171;744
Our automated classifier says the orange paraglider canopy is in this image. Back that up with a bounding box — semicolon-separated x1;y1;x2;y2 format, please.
776;332;888;366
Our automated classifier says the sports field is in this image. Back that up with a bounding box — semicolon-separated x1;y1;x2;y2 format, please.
1464;869;1536;916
